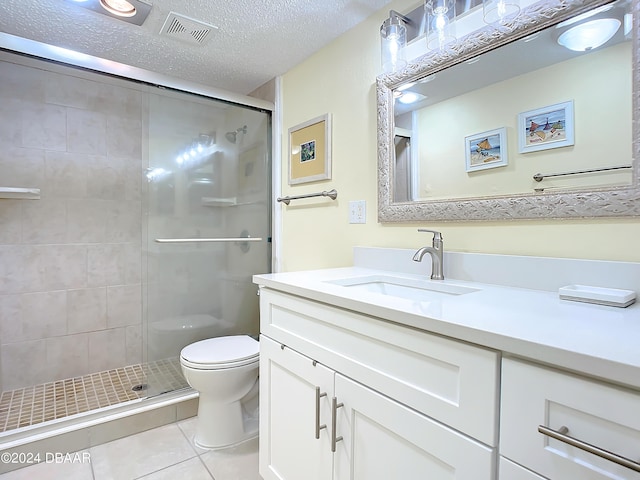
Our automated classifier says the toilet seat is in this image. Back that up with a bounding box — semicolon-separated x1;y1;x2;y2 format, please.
180;335;259;370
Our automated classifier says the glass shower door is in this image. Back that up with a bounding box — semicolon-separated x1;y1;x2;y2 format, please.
143;89;271;396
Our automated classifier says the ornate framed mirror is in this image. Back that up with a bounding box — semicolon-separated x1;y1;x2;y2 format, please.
377;0;640;221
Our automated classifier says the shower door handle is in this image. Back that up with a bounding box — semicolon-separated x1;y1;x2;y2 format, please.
154;237;262;243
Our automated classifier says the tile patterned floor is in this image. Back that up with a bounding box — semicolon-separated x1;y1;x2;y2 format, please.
0;359;188;433
0;418;262;480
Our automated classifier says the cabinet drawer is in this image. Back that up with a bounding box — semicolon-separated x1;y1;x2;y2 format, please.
499;457;546;480
260;288;499;446
501;358;640;479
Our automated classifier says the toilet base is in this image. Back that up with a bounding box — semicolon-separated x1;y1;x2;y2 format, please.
193;392;259;450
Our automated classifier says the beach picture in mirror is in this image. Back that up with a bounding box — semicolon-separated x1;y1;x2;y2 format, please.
465;127;508;172
518;100;574;153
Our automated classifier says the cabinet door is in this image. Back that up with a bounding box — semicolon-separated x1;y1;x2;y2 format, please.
333;374;495;480
259;335;334;480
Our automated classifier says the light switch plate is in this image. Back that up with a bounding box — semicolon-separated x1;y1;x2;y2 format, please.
349;200;366;224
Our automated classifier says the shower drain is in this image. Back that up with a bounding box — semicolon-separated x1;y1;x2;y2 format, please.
131;384;148;392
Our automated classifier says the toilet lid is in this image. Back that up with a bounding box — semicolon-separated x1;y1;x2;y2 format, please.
180;335;259;366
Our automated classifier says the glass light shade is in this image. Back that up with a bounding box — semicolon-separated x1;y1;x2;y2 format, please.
483;0;520;26
425;0;456;52
381;19;407;73
557;18;621;51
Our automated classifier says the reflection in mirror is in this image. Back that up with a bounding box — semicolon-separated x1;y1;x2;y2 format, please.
377;0;640;221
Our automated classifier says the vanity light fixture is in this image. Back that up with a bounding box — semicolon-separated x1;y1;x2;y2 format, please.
64;0;151;26
483;0;520;28
380;10;410;73
425;0;457;52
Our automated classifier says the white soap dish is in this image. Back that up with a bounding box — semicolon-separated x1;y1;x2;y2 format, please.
559;285;636;308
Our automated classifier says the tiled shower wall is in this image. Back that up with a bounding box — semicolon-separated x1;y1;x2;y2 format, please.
0;55;144;391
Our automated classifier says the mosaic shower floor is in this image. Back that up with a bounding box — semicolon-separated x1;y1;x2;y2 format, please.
0;358;189;433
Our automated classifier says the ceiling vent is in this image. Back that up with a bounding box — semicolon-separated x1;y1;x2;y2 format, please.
160;12;218;46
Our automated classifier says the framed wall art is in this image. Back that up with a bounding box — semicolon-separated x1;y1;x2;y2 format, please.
518;100;574;153
288;114;332;185
465;127;508;172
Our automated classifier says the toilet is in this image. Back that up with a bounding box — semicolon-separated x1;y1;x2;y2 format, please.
180;335;260;449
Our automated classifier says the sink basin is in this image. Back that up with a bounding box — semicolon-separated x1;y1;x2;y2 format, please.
326;275;480;302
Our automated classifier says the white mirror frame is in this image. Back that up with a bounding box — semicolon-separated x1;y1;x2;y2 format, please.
377;0;640;222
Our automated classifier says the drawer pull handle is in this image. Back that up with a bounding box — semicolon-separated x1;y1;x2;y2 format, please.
538;425;640;473
331;397;344;453
315;387;327;439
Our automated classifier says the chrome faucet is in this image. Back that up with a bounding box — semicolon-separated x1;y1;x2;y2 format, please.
413;229;444;280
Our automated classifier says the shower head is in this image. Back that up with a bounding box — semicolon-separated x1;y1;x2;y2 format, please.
225;125;247;143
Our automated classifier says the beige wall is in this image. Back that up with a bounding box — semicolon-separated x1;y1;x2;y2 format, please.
279;0;640;272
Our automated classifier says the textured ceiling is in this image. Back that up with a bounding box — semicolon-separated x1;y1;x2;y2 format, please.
0;0;392;94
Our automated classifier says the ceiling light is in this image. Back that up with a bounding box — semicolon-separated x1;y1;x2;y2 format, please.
100;0;136;17
397;92;427;104
557;18;621;51
64;0;151;26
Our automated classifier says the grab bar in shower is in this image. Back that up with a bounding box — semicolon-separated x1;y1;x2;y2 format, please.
277;189;338;205
154;237;263;243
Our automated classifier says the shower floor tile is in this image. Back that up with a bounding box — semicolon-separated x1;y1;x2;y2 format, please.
0;358;189;433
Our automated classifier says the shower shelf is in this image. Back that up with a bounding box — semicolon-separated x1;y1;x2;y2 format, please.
0;187;40;200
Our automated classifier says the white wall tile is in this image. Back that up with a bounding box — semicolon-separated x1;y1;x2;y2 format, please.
0;294;22;344
107;285;142;328
21;199;67;244
0;200;22;244
67;287;107;334
44;151;88;198
45;333;89;381
19;290;67;341
0;62;45;102
125;324;142;365
87;244;128;287
21;103;67;151
40;245;88;291
106;201;141;243
88;328;126;373
1;339;47;389
67;108;107;155
66;199;107;243
107;116;142;158
0;146;46;188
46;71;98;110
15;246;48;294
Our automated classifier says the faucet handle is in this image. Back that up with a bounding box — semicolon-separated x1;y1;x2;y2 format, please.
417;229;443;242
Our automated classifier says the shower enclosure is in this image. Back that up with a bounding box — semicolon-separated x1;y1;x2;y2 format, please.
0;49;271;434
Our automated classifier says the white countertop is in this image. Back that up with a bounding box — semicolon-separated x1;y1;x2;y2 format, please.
253;266;640;391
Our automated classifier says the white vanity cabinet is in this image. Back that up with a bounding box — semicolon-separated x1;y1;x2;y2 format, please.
500;358;640;480
258;287;498;480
